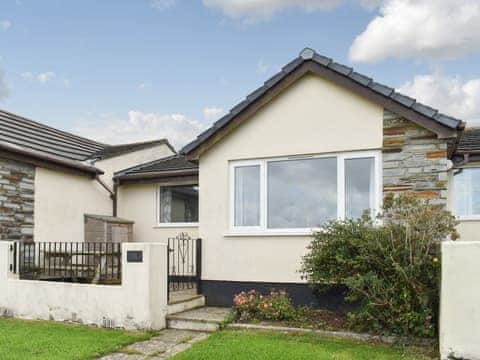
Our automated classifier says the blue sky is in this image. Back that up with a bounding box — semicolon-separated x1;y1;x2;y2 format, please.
0;0;479;147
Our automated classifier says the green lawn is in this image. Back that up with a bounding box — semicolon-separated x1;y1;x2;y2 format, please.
173;330;433;360
0;318;154;360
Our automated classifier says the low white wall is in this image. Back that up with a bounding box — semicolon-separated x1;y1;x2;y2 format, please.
456;220;480;241
440;241;480;359
0;241;168;330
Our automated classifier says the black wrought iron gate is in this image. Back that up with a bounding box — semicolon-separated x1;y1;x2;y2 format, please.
167;233;202;301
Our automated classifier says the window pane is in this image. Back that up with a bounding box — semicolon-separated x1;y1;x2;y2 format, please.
267;158;337;229
454;168;480;216
159;185;198;223
234;165;261;227
345;157;375;219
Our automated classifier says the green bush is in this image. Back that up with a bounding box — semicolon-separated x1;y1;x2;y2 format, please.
233;290;296;322
300;193;458;338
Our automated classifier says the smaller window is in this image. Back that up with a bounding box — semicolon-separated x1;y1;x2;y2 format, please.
158;185;199;225
453;168;480;218
345;157;375;219
234;165;261;227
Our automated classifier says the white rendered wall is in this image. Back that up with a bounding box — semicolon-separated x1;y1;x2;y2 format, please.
0;241;168;330
117;183;198;243
440;241;480;359
198;73;383;283
96;143;175;189
34;167;112;243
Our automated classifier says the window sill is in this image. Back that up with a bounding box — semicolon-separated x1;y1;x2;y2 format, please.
457;216;480;222
154;223;199;228
224;231;315;237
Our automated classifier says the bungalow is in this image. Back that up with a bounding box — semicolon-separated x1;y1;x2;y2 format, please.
0;48;479;308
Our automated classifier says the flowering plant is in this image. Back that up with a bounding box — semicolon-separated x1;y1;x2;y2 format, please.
233;289;296;321
233;290;262;321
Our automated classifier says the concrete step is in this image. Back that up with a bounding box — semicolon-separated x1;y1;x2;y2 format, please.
167;294;205;315
167;307;231;332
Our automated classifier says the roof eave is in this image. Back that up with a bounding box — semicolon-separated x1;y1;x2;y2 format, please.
114;168;198;181
0;142;103;176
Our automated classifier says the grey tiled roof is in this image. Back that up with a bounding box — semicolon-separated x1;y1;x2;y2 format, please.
0;108;177;175
181;48;464;155
114;155;198;180
0;109;105;161
92;139;175;160
457;128;480;153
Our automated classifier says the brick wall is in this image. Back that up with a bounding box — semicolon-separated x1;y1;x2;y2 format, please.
383;110;449;205
0;158;34;242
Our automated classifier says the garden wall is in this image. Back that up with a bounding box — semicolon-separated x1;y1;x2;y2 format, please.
0;241;168;330
440;241;480;360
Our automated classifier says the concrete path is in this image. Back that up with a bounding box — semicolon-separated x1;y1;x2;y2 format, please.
99;329;209;360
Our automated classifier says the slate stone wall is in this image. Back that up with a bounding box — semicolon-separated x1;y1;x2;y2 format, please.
382;110;449;205
0;158;34;242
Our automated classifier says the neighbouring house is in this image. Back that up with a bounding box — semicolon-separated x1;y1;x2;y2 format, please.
0;48;479;310
0;109;175;244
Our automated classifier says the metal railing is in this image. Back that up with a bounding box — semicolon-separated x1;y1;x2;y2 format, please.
11;242;122;285
167;234;202;300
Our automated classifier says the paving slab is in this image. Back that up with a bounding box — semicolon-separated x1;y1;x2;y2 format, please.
99;329;209;360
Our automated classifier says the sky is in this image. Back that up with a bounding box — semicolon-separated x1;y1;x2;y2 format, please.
0;0;480;149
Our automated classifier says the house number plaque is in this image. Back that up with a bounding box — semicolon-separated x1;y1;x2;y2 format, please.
127;250;143;263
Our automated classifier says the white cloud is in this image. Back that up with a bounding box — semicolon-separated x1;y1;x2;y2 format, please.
256;60;281;75
37;71;55;83
203;0;342;23
256;60;268;74
399;72;480;125
203;107;225;121
359;0;383;10
72;110;206;148
21;71;56;83
150;0;176;11
0;20;11;31
349;0;480;63
138;82;151;89
0;68;9;101
20;71;33;79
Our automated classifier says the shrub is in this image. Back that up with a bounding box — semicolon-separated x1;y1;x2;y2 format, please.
233;290;296;322
300;193;458;338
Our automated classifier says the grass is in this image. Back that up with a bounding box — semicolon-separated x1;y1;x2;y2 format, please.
172;330;433;360
0;318;154;360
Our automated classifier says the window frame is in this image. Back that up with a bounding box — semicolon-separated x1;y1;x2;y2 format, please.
156;184;199;228
229;150;382;235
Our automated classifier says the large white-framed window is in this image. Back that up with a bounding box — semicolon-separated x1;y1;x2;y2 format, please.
452;167;480;220
157;185;199;227
229;151;381;234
